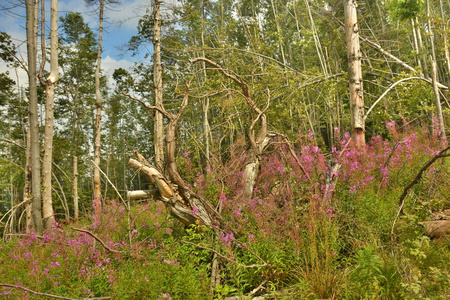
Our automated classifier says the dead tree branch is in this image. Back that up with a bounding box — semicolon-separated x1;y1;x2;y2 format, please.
391;146;450;235
71;227;123;254
0;283;111;300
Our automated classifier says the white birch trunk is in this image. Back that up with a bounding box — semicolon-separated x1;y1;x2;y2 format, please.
42;0;59;229
153;0;165;171
93;0;104;211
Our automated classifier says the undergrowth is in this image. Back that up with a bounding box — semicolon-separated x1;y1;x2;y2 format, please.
1;125;449;299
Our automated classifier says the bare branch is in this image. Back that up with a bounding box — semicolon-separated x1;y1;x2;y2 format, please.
365;77;449;121
0;137;24;148
71;227;123;254
120;92;172;119
191;58;260;113
0;283;111;300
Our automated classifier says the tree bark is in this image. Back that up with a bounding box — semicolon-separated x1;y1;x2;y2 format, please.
153;0;165;171
343;0;365;148
129;156;214;226
414;17;429;77
73;156;79;220
41;0;59;230
93;0;104;212
200;0;211;171
411;18;423;75
440;0;450;77
24;121;33;231
431;59;447;144
26;0;43;235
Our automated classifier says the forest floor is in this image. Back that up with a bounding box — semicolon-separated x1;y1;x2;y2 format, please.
1;126;449;299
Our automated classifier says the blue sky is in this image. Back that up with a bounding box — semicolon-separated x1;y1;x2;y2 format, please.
0;0;177;87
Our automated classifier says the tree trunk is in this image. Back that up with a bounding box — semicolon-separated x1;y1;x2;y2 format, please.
153;0;165;171
129;155;215;227
411;18;423;75
343;0;365;148
7;102;16;233
26;0;43;235
41;0;59;230
440;0;450;77
427;0;447;145
431;59;447;144
73;155;79;220
415;17;429;77
200;0;211;171
93;0;104;213
24;120;33;231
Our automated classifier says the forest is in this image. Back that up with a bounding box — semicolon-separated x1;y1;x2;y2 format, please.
0;0;449;299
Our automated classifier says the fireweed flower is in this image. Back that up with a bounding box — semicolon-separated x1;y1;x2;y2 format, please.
326;206;335;219
218;231;235;247
386;120;395;127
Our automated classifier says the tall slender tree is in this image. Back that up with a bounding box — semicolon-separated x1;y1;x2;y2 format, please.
426;0;447;144
40;0;59;230
92;0;105;213
343;0;365;148
26;0;43;234
153;0;165;172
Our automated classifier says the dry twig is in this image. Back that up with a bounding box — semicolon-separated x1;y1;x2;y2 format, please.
71;227;123;254
0;283;111;300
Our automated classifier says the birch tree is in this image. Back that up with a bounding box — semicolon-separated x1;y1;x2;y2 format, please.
39;0;59;230
92;0;105;214
153;0;165;172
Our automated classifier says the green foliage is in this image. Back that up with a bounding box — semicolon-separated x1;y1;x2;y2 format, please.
0;32;15;64
387;0;425;20
350;246;402;299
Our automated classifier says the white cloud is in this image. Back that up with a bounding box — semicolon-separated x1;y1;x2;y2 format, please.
102;54;135;79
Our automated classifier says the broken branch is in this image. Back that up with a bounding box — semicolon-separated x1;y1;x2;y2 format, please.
0;283;111;300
